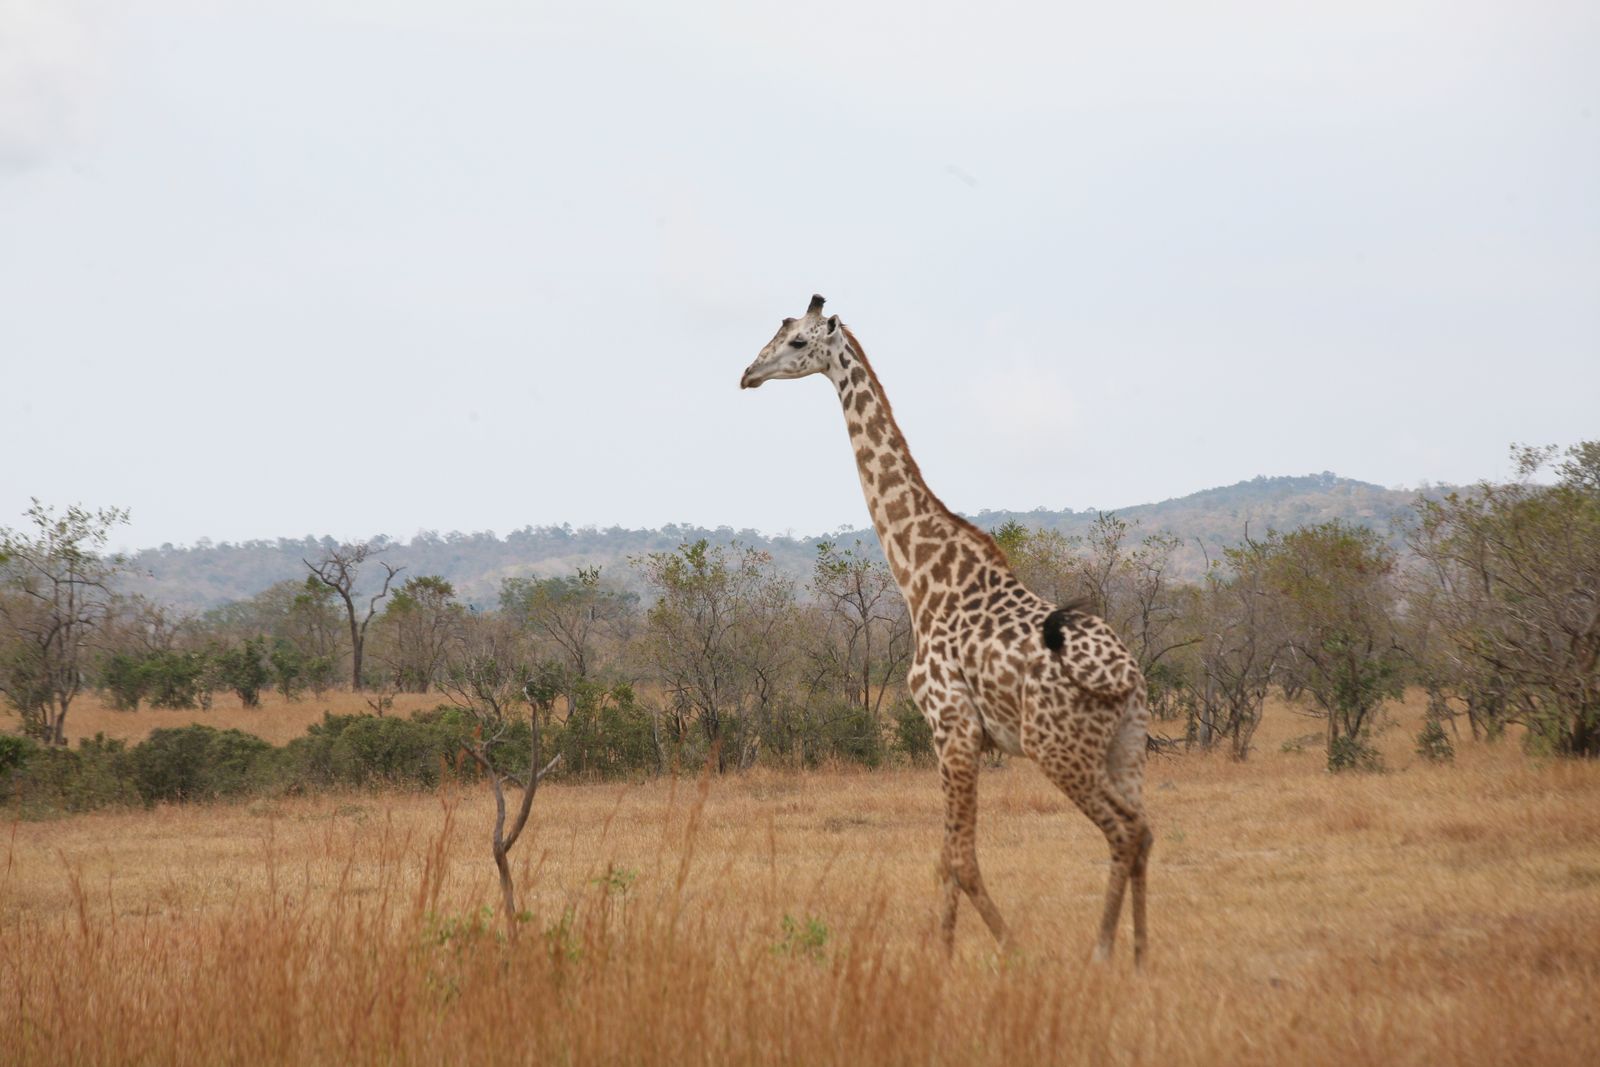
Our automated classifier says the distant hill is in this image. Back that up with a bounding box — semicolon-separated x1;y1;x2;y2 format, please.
119;474;1441;611
968;472;1436;581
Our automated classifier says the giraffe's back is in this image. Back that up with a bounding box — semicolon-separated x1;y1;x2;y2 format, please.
940;581;1143;770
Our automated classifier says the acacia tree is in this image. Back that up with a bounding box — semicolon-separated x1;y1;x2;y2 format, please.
1117;530;1199;720
1409;443;1600;756
992;520;1083;604
205;578;345;696
635;540;797;772
0;501;129;744
992;517;1196;720
500;566;633;711
285;579;344;695
1258;521;1407;770
375;575;464;692
1079;511;1131;622
303;542;401;690
1190;540;1280;759
808;539;911;721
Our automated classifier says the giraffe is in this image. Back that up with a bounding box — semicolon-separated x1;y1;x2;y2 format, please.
740;294;1154;964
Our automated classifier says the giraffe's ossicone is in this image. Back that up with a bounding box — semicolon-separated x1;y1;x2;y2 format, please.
742;295;1155;965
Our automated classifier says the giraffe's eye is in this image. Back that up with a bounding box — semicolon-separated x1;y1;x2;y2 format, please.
788;338;808;349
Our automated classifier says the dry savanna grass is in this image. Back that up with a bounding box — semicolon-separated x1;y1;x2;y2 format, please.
62;688;448;747
4;693;1599;1065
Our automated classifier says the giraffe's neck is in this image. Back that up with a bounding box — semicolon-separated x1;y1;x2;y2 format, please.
830;329;1008;620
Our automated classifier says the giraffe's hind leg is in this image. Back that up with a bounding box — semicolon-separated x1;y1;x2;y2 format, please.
1032;731;1147;963
1083;781;1143;963
1130;821;1154;965
1108;689;1153;965
932;714;1009;953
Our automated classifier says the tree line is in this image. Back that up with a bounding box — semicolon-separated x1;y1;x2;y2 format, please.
2;441;1596;779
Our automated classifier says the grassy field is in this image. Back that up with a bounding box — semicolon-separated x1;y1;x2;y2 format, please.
60;688;449;747
3;693;1598;1065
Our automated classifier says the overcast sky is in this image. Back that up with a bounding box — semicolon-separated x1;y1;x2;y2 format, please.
2;1;1596;551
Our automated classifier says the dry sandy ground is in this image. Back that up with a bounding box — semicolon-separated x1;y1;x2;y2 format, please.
3;693;1598;1065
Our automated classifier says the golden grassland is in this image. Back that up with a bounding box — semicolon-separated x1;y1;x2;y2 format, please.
61;688;449;747
4;693;1599;1066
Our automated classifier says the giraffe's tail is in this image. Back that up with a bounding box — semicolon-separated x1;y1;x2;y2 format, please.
1041;603;1140;700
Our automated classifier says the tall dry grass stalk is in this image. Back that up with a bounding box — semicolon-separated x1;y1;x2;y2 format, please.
3;694;1598;1065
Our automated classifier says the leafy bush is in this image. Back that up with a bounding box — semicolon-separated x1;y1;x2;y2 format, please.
131;725;274;803
1415;720;1455;763
101;653;150;711
0;732;33;778
549;682;658;778
803;703;883;769
771;914;830;962
277;709;474;790
213;637;271;708
269;640;307;701
328;715;459;787
1328;734;1383;773
97;649;217;711
893;701;935;765
143;651;209;710
8;734;140;813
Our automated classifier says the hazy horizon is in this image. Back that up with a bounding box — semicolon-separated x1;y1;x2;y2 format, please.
4;2;1596;551
95;466;1457;556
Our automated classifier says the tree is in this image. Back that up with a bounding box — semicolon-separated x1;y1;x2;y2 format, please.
808;540;911;722
439;615;560;937
303;542;401;690
285;580;344;695
213;636;271;707
1409;443;1600;756
1258;521;1406;770
992;521;1083;604
96;597;196;710
991;516;1197;722
1079;511;1131;622
1190;539;1280;759
205;579;347;690
635;540;798;772
0;501;129;744
375;575;464;692
1118;531;1199;720
500;566;633;711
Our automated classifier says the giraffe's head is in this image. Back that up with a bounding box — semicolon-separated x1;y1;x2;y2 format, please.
739;294;848;389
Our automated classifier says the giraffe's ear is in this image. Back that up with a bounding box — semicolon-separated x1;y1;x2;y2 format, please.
826;315;839;334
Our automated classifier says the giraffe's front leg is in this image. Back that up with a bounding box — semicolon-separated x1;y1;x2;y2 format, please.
924;693;1009;954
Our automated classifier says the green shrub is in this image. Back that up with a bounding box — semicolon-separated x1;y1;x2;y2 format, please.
771;914;830;962
804;703;883;769
100;653;150;711
214;637;271;708
143;650;209;710
1328;734;1383;773
131;725;274;803
328;715;454;787
8;734;140;814
893;701;935;765
1415;720;1455;763
277;709;477;790
269;641;305;701
0;732;34;778
549;682;658;778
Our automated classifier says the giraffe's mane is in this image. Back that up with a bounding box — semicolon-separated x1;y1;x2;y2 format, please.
840;324;1010;568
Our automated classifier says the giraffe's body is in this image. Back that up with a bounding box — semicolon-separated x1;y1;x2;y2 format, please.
742;295;1154;963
